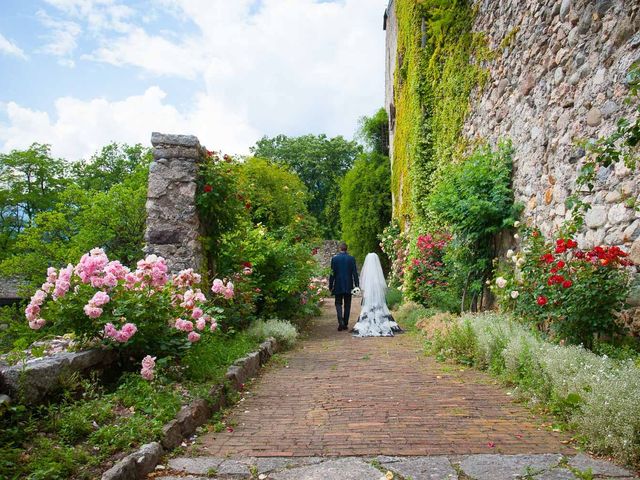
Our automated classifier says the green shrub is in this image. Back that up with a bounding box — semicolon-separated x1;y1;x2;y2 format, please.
386;287;403;310
432;313;640;465
394;301;439;331
183;331;257;382
247;319;298;349
0;303;44;355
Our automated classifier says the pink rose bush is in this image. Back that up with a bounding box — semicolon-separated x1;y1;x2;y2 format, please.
25;248;221;380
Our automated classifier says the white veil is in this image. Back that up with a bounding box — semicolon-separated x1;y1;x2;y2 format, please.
360;253;388;309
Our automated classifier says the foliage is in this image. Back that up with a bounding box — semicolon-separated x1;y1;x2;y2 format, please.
71;143;151;192
385;287;403;310
23;249;229;378
428;312;640;466
251;133;361;238
356;107;390;156
392;0;489;222
0;143;68;259
393;301;440;332
340;152;392;265
423;142;521;309
0;330;260;480
0;304;44;355
405;232;453;307
494;228;633;348
247;318;299;349
379;221;410;287
237;157;310;231
0;144;150;283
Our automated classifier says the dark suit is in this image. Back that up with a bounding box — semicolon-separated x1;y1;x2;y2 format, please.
329;251;359;328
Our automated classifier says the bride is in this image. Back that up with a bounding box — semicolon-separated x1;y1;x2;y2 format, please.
352;253;403;337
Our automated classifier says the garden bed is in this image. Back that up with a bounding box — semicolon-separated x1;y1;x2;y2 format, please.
0;330;277;480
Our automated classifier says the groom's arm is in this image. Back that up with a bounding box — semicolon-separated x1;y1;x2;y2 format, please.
351;257;359;288
329;257;336;293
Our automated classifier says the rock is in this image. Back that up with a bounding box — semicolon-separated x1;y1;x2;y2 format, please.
234;351;260;379
168;457;224;475
554;67;564;85
630;239;640;265
585;206;608;228
614;16;635;46
596;0;613;16
225;365;246;390
133;443;164;478
270;458;382;480
175;399;211;437
586;107;602;126
0;349;117;405
560;0;571;20
608;204;634;224
497;78;510;97
259;340;274;364
381;456;458;480
458;454;562;480
160;420;183;450
601;99;619;118
151;132;200;148
623;220;640;241
568;453;635;477
605;191;622;203
520;74;536;95
101;457;137;480
577;6;593;34
574;51;586;68
628;277;640;307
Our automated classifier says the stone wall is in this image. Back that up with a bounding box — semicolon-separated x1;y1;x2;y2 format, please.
384;0;398;172
314;240;341;270
462;0;640;260
145;133;206;273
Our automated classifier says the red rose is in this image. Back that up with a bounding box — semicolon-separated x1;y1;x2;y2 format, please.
550;267;558;274
575;251;585;259
203;184;212;193
567;239;578;248
556;260;565;269
541;253;554;264
537;295;548;306
555;245;566;254
556;238;565;247
562;280;573;288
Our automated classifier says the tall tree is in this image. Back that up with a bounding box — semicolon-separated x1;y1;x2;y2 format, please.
251;134;361;238
0;144;68;258
357;107;390;156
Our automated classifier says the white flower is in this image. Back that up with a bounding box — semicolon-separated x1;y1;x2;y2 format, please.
517;258;526;267
514;221;521;228
510;290;520;299
514;233;520;240
496;277;507;288
506;249;515;258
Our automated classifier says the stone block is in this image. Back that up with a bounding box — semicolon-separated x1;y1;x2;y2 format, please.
175;399;211;437
259;340;274;364
235;351;260;379
568;453;634;477
584;206;608;228
102;456;137;480
152;146;201;160
608;203;635;225
458;454;562;480
160;419;183;450
133;442;164;478
381;456;458;480
151;132;199;148
225;364;245;390
629;239;640;265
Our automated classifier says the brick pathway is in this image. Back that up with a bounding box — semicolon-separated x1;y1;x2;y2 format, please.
192;302;572;458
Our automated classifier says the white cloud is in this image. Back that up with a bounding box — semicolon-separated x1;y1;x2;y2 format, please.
36;10;82;62
0;87;260;160
3;0;386;159
43;0;134;32
0;33;27;60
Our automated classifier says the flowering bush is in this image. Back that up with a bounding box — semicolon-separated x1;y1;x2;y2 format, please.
494;227;633;347
379;221;409;288
405;231;452;305
428;312;640;465
25;248;228;378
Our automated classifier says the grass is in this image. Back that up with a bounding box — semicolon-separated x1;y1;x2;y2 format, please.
0;330;262;480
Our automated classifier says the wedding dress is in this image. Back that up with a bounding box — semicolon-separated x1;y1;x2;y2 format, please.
352;253;402;337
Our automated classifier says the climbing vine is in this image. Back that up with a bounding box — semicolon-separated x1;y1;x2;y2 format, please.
392;0;490;226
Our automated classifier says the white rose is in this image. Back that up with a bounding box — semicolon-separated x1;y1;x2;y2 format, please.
514;221;521;228
495;277;507;288
517;258;525;267
514;233;520;240
510;290;519;299
506;249;515;258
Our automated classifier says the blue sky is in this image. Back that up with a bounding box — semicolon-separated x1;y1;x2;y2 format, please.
0;0;386;160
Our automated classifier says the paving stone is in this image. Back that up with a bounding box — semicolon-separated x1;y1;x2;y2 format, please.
534;468;577;479
568;453;635;477
196;304;573;458
168;457;224;475
458;454;563;480
382;456;457;479
269;458;381;480
216;459;256;476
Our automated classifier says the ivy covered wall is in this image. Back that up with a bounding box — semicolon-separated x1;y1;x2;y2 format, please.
386;0;488;228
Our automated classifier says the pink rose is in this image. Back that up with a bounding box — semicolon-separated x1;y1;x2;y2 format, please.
83;305;103;318
196;318;206;331
90;291;110;307
29;318;46;330
188;331;201;342
191;307;204;320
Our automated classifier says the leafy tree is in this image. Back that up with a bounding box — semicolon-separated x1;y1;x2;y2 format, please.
71;142;151;191
340;153;392;266
250;134;361;238
0;144;68;258
237;157;310;231
357;108;390;156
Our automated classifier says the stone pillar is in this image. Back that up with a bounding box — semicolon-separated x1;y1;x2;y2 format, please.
144;132;205;273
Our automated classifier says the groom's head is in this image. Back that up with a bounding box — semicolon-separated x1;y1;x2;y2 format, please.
339;242;348;252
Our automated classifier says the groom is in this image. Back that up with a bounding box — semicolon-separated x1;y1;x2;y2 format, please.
329;242;359;331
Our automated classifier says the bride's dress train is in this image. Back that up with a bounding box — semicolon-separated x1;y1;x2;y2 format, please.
351;252;403;337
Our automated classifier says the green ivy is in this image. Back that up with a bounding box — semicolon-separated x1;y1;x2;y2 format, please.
392;0;490;226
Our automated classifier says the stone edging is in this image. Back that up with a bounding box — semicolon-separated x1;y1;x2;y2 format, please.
101;337;280;480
